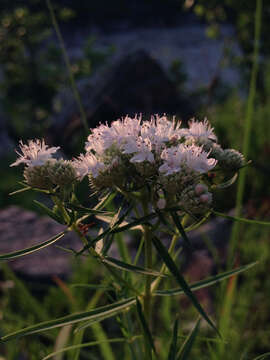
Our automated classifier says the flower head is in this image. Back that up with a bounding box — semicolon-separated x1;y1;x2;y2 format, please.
10;139;60;167
188;118;217;142
159;144;217;176
73;153;105;180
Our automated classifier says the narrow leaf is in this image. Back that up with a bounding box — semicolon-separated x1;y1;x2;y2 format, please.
152;236;219;335
9;186;31;195
170;212;192;249
136;298;156;355
211;173;238;189
177;318;201;360
67;203;112;215
252;353;270;360
34;200;65;224
111;212;157;234
168;319;179;360
42;338;129;360
94;192;116;210
154;262;257;296
213;211;270;226
0;231;66;261
70;284;113;291
0;298;136;342
102;256;167;277
184;212;211;232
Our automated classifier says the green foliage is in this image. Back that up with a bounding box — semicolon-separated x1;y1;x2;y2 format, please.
0;0;111;140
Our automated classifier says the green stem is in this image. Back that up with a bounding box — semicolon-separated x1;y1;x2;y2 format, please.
46;0;88;135
228;0;262;267
141;198;153;359
150;233;179;293
143;223;152;324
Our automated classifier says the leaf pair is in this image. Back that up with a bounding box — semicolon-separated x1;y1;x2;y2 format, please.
168;318;201;360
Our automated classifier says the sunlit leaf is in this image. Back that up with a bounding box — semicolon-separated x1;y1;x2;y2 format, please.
0;231;66;261
211;173;238;189
252;353;270;360
102;256;167;277
0;298;136;342
154;262;257;296
42;338;129;360
67;203;112;215
9;186;32;195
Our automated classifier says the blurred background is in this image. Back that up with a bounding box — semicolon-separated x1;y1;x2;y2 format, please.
0;0;270;359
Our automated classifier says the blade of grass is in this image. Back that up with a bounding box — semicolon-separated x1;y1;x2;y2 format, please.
168;319;179;360
46;0;88;133
154;262;257;296
152;236;219;335
170;211;192;249
136;298;156;358
42;338;132;360
177;318;201;360
0;297;136;342
213;211;270;226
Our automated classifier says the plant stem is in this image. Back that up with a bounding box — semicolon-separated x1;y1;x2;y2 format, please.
143;223;152;324
141;198;153;359
150;233;179;293
46;0;88;135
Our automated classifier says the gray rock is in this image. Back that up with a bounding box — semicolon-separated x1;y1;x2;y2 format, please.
65;23;241;92
0;206;81;278
51;50;192;146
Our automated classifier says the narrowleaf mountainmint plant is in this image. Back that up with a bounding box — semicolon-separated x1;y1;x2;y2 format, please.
2;115;250;358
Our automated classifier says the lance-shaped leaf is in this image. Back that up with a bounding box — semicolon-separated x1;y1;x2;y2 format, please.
42;337;133;360
168;319;179;360
70;284;113;291
94;191;116;210
152;236;219;335
184;212;211;232
170;212;192;249
67;203;112;215
0;231;66;261
34;200;65;224
102;256;167;277
136;298;156;356
177;318;201;360
252;353;270;360
9;186;32;196
0;297;136;342
154;262;257;297
211;173;238;190
111;212;158;234
213;211;270;226
77;207;154;254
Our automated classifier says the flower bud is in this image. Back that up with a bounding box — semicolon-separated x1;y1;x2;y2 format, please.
179;183;212;214
199;193;212;204
195;183;208;196
157;198;166;209
220;149;245;170
47;160;77;186
23;161;54;189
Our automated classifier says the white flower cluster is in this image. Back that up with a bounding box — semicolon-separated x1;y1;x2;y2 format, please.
74;115;218;182
10;139;76;189
11;116;245;214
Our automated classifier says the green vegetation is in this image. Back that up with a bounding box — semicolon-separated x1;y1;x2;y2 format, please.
0;0;270;359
